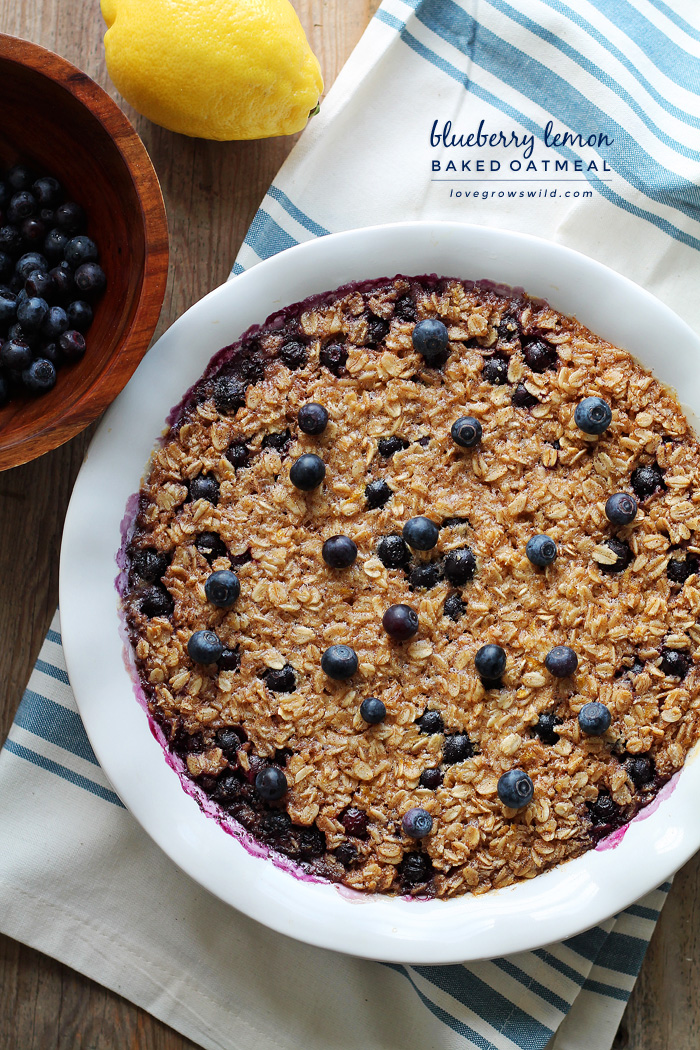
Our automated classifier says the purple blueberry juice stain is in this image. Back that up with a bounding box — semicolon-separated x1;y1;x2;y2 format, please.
595;773;679;852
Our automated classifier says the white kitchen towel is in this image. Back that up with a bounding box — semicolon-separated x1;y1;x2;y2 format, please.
3;1;700;1048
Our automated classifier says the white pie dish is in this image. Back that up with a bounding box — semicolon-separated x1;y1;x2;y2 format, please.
60;221;700;963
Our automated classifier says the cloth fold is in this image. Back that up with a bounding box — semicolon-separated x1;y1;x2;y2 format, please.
4;1;700;1047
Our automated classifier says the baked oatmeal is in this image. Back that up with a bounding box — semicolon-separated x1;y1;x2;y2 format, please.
120;274;700;898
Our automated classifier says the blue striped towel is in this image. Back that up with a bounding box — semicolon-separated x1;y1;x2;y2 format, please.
3;2;699;1048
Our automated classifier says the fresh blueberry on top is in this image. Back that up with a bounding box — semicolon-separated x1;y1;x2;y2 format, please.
298;402;328;434
402;807;433;839
442;733;473;764
7;165;34;191
523;339;557;372
419;768;443;790
544;646;578;678
416;709;444;734
534;713;561;745
667;555;699;585
627;754;655;787
218;647;241;672
7;191;37;223
188;474;219;504
214;374;246;415
360;697;386;724
399;852;434;889
341;807;368;837
255;766;288;801
74;262;107;296
290;453;326;490
319;341;348;375
16;296;48;330
443;593;466;621
659;648;690;679
66;300;93;332
482;352;510;386
21;358;56;394
41;305;69;339
631;463;665;501
578;701;611;735
0;292;17;324
261;429;292;454
451;416;483;448
600;537;632;574
605;492;638;526
377;435;408;457
321;644;358;679
32;177;62;208
131;548;169;581
21;218;46;246
574;396;612;435
475;643;507;680
403;516;440;551
0;338;31;371
376;533;411;569
444;547;476;585
365;479;392;509
43;228;69;260
526;534;557;568
49;264;74;299
0;226;23;256
383;604;419;641
187;630;223;664
25;269;53;300
497;769;534;809
263;664;297;693
55;201;86;234
205;569;240;608
279;339;307;370
408;563;442;590
412;318;449;360
512;383;538;408
195;532;227;561
59;329;86;361
64;235;98;267
322;535;358;569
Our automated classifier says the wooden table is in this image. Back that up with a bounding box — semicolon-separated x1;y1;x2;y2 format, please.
0;2;696;1047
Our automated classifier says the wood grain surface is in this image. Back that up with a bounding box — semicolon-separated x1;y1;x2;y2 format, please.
0;2;696;1048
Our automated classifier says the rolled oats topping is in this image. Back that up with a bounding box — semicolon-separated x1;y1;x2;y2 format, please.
122;274;700;899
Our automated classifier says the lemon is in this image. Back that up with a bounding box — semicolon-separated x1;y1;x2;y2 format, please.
101;0;323;140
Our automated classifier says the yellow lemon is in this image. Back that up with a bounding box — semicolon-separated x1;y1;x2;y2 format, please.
101;0;323;140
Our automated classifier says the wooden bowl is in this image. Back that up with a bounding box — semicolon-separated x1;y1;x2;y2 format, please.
0;34;169;470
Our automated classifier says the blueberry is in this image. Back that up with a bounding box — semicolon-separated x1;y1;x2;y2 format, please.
263;664;296;692
49;264;75;300
419;768;443;789
32;177;62;208
382;604;419;641
218;647;241;672
43;228;69;261
403;516;439;551
188;474;219;504
322;535;357;568
279;339;307;370
526;534;557;568
451;416;482;448
443;593;466;621
25;270;54;300
475;643;507;680
498;313;520;342
600;537;632;574
334;842;359;868
605;492;638;526
21;358;56;394
290;453;325;490
360;697;386;724
497;769;534;809
444;547;476;585
140;584;174;618
195;532;227;562
442;733;473;764
298;402;328;434
0;253;11;282
402;807;433;839
377;435;408;457
59;329;86;361
416;709;444;734
399;852;434;889
255;766;288;801
8;322;37;349
187;630;224;664
524;339;557;372
589;793;619;825
0;226;22;255
341;807;368;837
377;533;410;569
533;713;561;745
631;464;664;501
394;295;417;322
574;396;612;435
667;556;698;585
0;374;8;407
7;165;34;191
7;191;37;223
0;292;17;324
408;563;442;590
512;383;538;408
0;339;31;371
74;262;106;297
205;569;240;608
544;646;578;678
659;648;690;679
214;374;246;414
578;701;611;735
39;208;55;225
41;305;68;339
15;252;48;279
226;441;250;468
261;429;291;454
131;547;168;581
64;235;98;267
21;218;46;246
319;342;348;375
321;645;358;679
365;479;392;508
412;318;449;360
55;201;86;234
627;754;655;787
66;299;93;332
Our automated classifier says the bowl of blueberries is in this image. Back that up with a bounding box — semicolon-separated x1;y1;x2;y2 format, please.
0;33;169;470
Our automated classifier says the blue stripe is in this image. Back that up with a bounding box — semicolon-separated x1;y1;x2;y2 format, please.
243;210;300;261
585;0;700;85
626;904;661;921
563;925;611;962
660;880;673;891
46;628;62;644
643;0;700;41
3;739;124;808
591;932;651;977
493;958;571;1013
485;0;700;160
267;186;331;238
582;978;630;1002
375;10;700;254
14;688;98;766
533;949;586;986
413;965;553;1049
34;658;71;687
231;261;244;275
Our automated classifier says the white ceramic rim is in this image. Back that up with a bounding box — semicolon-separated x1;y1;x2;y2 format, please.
60;221;700;964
